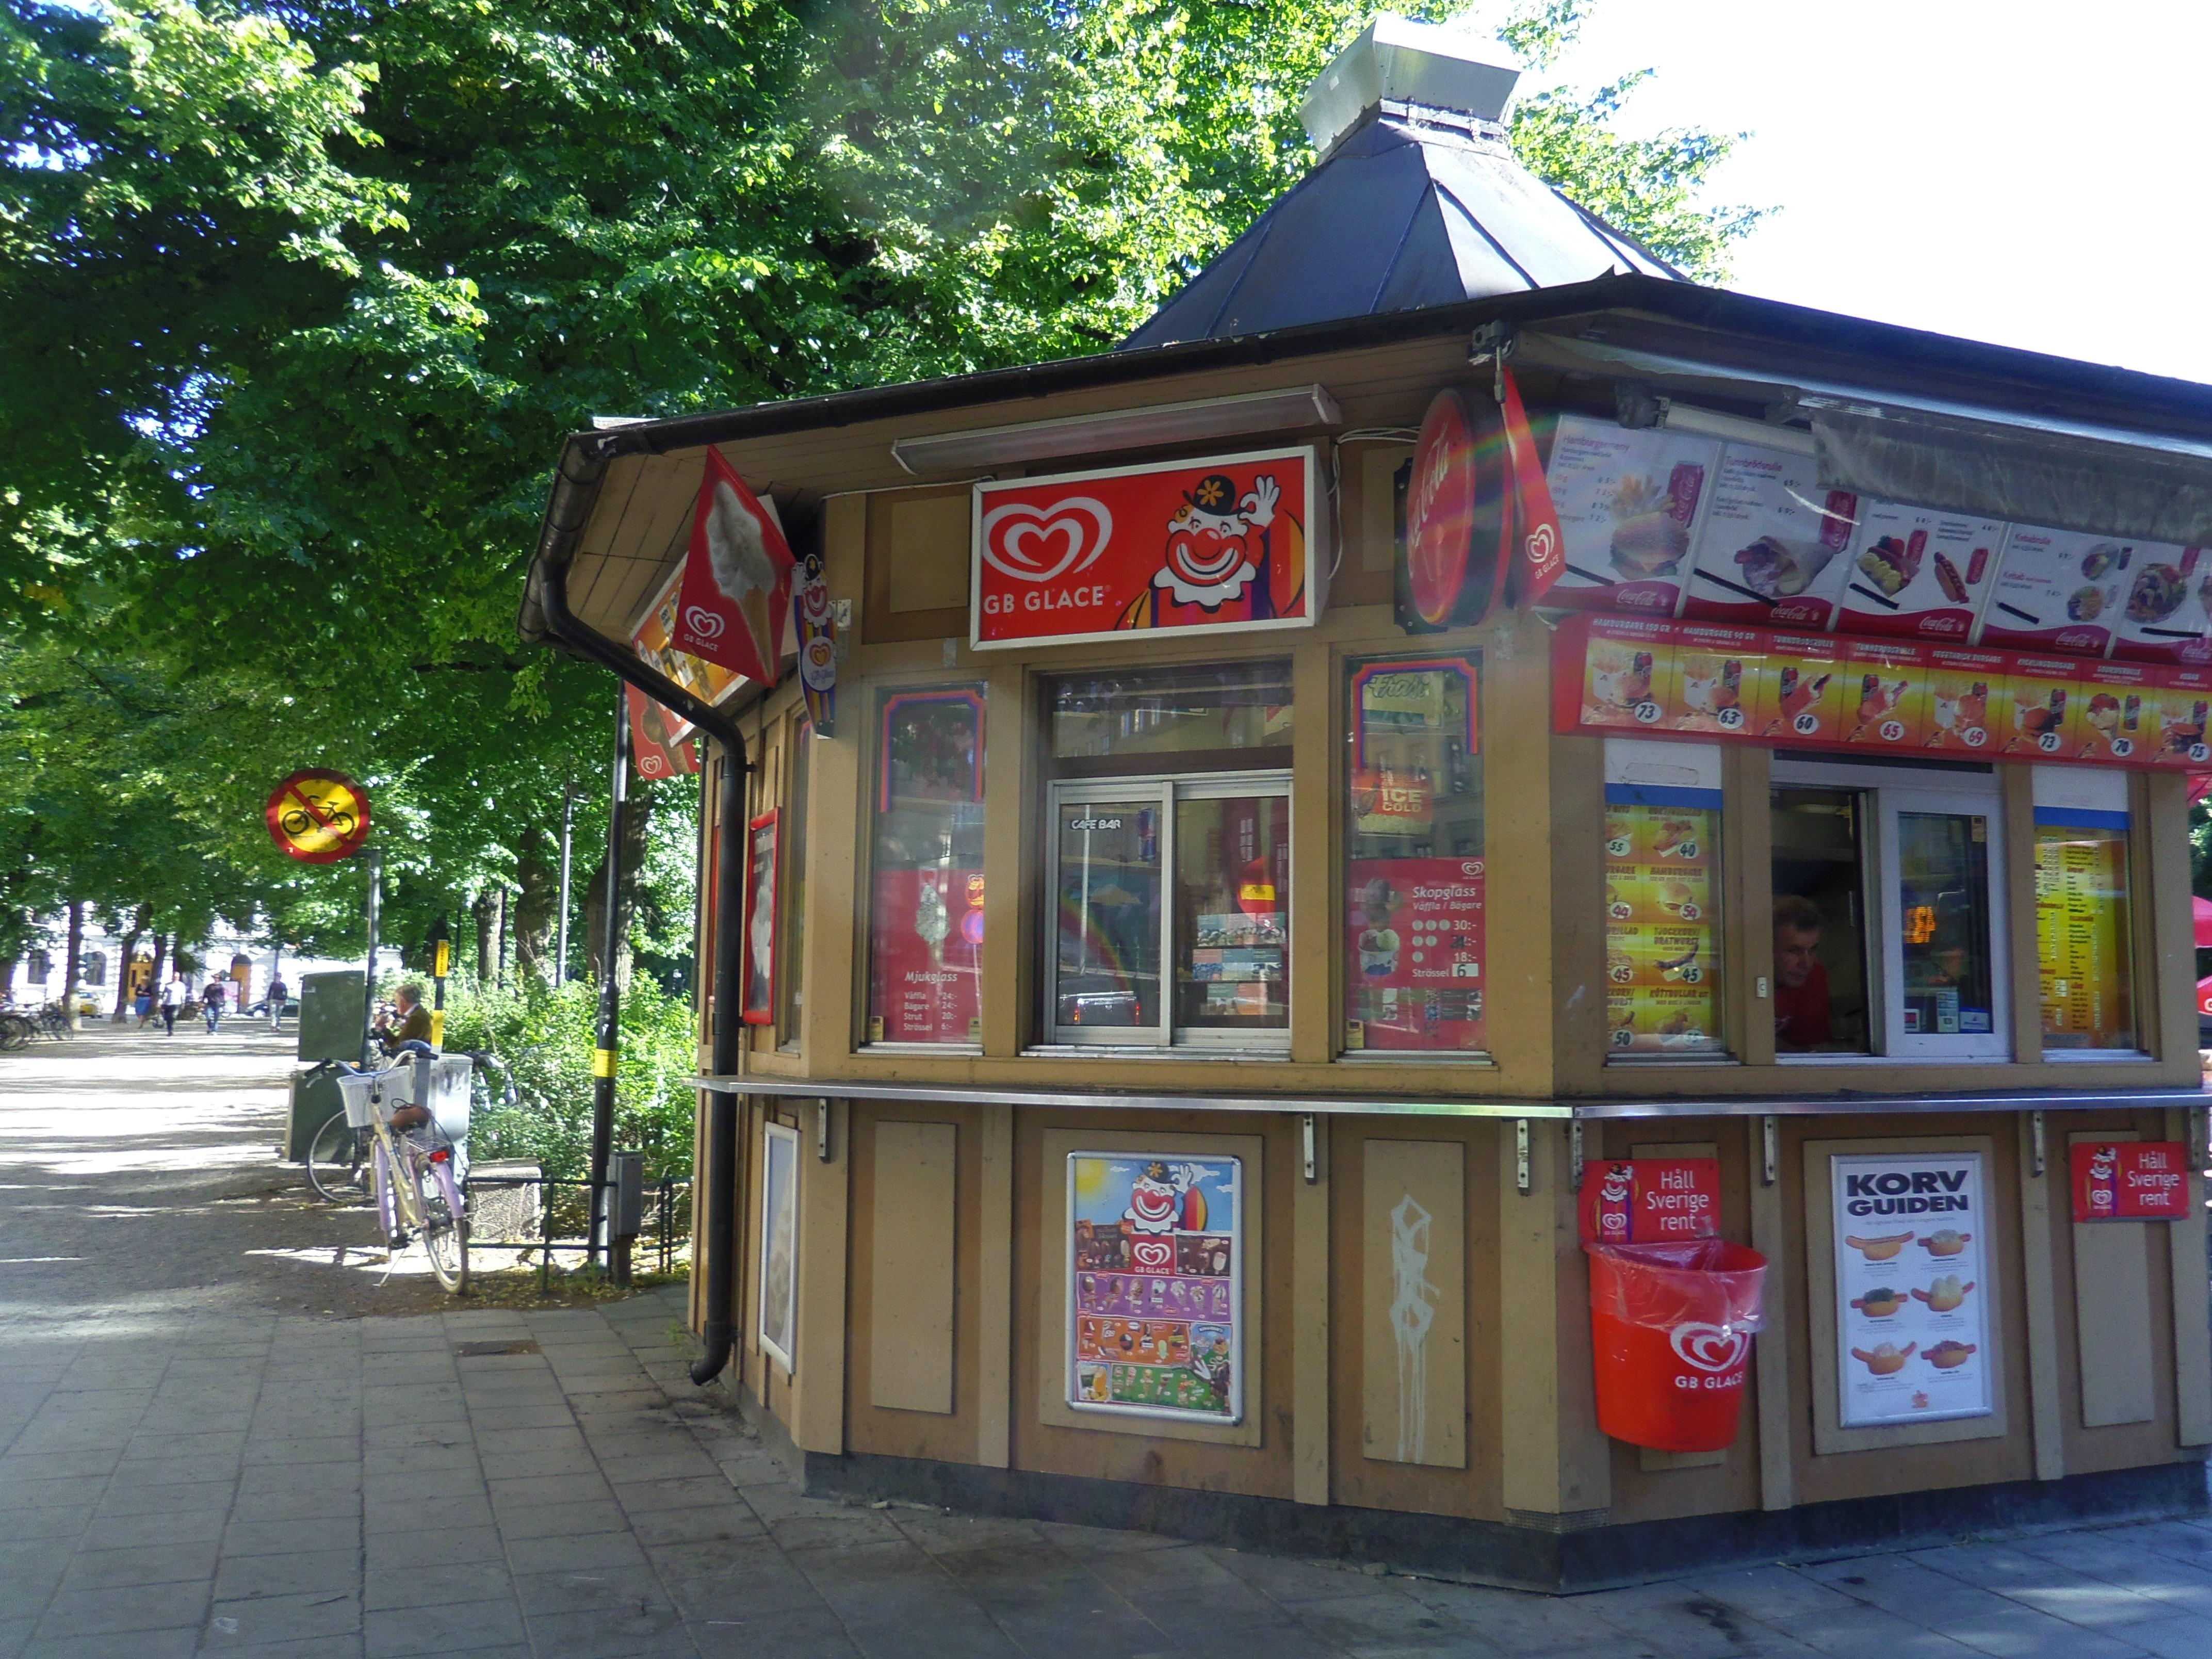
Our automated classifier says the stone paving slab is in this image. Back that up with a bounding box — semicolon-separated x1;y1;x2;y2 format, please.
2;1289;2208;1656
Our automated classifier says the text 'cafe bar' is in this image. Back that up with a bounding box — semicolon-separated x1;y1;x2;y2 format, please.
519;15;2212;1592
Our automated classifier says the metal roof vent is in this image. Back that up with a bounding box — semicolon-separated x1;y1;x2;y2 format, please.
1299;13;1522;159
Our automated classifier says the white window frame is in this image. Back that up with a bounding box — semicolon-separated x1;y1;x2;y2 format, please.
1044;771;1292;1052
1771;758;2010;1062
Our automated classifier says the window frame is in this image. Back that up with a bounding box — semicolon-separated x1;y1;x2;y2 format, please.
1770;757;2011;1062
1043;769;1293;1052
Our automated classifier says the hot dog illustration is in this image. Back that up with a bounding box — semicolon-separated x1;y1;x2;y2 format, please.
1850;1342;1916;1376
1911;1276;1975;1313
1844;1231;1915;1262
1917;1229;1972;1257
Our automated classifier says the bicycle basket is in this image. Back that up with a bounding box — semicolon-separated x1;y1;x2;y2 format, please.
336;1064;413;1128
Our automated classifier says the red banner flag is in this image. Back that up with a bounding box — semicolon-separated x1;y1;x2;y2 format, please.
669;448;794;686
627;686;699;780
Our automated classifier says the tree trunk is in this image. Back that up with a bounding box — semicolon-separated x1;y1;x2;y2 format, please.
148;932;169;1003
513;831;558;984
473;887;507;989
63;901;83;1023
583;780;656;988
473;890;496;984
111;905;148;1021
0;957;13;1005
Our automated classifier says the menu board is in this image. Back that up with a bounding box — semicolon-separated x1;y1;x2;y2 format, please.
1923;648;2010;753
2110;545;2212;663
1980;528;2136;656
1834;505;2007;642
1679;445;1858;627
2035;820;2134;1050
1346;856;1486;1052
1542;416;1717;615
1830;1151;1992;1428
1603;791;1723;1056
1840;639;1933;749
1553;611;2212;770
1069;1153;1241;1423
868;868;984;1044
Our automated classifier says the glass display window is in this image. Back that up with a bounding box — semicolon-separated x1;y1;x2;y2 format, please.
1343;656;1484;1055
1047;774;1290;1049
1047;662;1292;776
1770;757;2010;1060
2031;768;2137;1053
1602;739;1727;1060
866;687;986;1048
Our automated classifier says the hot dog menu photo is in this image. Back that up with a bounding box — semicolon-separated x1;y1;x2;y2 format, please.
1833;503;2006;642
1542;416;1717;615
1830;1151;1992;1428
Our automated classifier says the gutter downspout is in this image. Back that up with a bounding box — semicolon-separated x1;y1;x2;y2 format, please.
690;736;746;1386
519;433;750;1384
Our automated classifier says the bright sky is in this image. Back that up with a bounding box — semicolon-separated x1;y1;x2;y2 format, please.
1525;1;2212;386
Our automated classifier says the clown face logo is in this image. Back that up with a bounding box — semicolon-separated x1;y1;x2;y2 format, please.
1156;472;1279;609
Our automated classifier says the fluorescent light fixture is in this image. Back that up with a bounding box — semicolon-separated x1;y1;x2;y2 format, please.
891;384;1344;475
1653;398;1816;457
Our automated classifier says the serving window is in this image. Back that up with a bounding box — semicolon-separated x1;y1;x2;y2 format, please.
1343;655;1485;1055
1769;757;2010;1059
1043;666;1291;1050
865;687;986;1048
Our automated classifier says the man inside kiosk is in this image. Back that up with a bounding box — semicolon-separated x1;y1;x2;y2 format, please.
1773;894;1833;1050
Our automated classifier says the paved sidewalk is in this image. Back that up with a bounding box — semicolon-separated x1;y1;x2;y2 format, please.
3;1290;2211;1659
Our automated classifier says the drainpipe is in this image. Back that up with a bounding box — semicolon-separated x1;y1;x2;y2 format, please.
691;734;746;1385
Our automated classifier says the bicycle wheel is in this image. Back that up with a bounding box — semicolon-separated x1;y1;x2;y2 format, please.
0;1013;32;1051
413;1154;470;1294
305;1114;370;1204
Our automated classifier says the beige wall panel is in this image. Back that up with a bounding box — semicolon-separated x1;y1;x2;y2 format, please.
1483;611;1563;1095
1747;1117;1794;1510
2068;1130;2156;1429
2145;772;2193;1065
2015;1113;2067;1481
2170;1107;2212;1447
885;495;972;612
979;661;1030;1059
1293;1116;1331;1505
1729;746;1777;1068
1289;639;1333;1065
977;1105;1015;1467
1010;1113;1293;1499
790;1100;850;1455
869;1122;958;1414
1499;1119;1609;1521
1360;1140;1466;1470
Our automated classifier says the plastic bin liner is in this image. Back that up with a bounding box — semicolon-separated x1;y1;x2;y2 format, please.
1585;1239;1768;1453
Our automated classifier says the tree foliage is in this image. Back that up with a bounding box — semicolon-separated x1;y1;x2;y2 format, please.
1;0;1760;974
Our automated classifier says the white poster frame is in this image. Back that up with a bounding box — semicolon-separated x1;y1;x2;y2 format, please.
758;1121;800;1372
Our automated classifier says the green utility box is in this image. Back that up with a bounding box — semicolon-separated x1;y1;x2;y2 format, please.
297;970;364;1064
284;1065;344;1162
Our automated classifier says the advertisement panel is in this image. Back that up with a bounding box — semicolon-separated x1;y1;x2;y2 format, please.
1679;444;1857;627
1394;374;1562;633
1344;856;1486;1052
631;565;742;743
972;448;1321;650
2069;1142;2191;1221
1833;504;2006;641
1068;1153;1241;1423
1979;527;2134;656
1577;1159;1721;1244
1603;787;1723;1056
1540;416;1716;615
2035;815;2135;1050
1830;1151;1992;1428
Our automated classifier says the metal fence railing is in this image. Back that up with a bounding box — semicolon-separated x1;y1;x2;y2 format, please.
464;1172;692;1289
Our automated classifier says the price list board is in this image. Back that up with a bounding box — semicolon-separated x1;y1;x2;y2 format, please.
1603;788;1725;1057
2034;819;2136;1050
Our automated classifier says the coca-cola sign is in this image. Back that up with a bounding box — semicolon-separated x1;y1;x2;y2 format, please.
971;447;1322;650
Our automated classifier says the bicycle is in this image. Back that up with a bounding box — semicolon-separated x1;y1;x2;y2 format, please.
0;1009;33;1051
305;1051;474;1293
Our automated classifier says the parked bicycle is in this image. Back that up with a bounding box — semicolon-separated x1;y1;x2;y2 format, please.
303;1048;493;1294
0;1001;68;1050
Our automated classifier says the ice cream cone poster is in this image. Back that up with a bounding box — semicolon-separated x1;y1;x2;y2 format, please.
1068;1153;1241;1423
2000;655;2085;757
1841;640;1932;748
971;447;1319;650
626;685;700;780
2153;665;2212;766
1680;443;1858;627
2068;1142;2190;1222
1750;633;1846;742
1835;504;2006;642
2072;661;2158;762
1922;649;2009;753
671;448;796;686
1541;415;1716;615
631;565;741;743
1979;526;2131;657
1831;1151;1992;1427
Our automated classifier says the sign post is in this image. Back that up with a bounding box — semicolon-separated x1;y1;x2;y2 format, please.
431;917;451;1052
264;769;377;1062
360;846;382;1069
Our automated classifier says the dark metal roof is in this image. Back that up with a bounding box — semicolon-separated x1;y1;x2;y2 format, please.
1122;108;1680;351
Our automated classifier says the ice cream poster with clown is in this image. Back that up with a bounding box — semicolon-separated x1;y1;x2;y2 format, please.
971;448;1322;651
1067;1153;1242;1423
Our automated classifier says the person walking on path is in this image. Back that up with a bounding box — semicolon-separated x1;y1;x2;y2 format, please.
266;974;289;1031
158;972;186;1037
200;977;225;1034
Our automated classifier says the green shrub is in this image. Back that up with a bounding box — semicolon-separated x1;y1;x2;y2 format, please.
436;975;697;1181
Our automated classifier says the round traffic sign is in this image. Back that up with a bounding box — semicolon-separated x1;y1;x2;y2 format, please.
266;769;371;864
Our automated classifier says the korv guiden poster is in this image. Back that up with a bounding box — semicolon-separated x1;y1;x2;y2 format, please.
1830;1151;1992;1428
1068;1153;1241;1424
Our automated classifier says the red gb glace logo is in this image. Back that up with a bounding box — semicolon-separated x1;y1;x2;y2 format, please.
972;448;1316;649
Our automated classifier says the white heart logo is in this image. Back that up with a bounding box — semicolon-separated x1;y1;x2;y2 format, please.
683;605;725;641
1524;521;1560;574
1129;1239;1174;1271
983;497;1113;584
1669;1322;1748;1375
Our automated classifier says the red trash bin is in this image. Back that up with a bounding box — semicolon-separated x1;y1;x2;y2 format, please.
1586;1239;1767;1452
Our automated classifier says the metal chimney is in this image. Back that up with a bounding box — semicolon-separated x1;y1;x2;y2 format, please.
1299;13;1523;159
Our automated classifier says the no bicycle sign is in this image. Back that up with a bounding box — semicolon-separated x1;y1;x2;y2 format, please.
266;769;371;864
